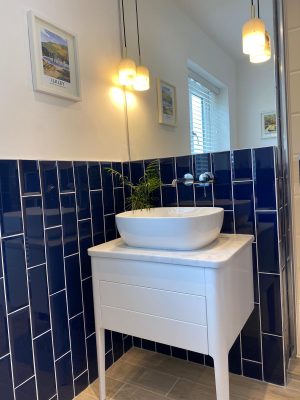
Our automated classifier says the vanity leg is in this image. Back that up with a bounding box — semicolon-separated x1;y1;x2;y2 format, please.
213;352;230;400
96;328;106;400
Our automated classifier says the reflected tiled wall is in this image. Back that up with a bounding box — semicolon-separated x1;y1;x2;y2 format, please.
0;147;286;400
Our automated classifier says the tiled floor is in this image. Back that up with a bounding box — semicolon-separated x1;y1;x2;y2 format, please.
77;348;300;400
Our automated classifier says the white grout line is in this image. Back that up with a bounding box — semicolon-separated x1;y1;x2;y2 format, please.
44;225;62;231
7;304;29;316
74;368;88;381
49;288;66;297
32;328;52;341
27;262;46;271
69;311;83;321
64;252;79;259
1;232;24;240
0;352;10;361
55;350;71;363
242;358;262;365
14;374;35;391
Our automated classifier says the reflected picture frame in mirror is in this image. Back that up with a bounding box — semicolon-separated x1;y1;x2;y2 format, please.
157;78;177;127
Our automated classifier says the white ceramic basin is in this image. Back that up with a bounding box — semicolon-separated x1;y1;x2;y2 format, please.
116;207;224;250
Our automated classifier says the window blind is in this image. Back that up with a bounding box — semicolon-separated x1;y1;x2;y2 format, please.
189;76;223;155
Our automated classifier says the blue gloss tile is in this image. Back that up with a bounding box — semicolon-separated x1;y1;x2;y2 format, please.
0;246;2;279
61;193;79;257
15;376;37;400
161;186;177;207
252;243;259;303
105;214;117;242
87;334;98;383
34;331;56;400
58;161;75;193
232;149;252;181
56;352;74;400
28;265;50;338
241;304;261;362
50;291;70;359
79;220;93;279
262;334;284;385
221;211;234;234
177;185;194;207
105;330;112;353
70;314;87;377
133;337;141;348
75;371;89;396
74;162;90;221
254;147;276;210
204;355;214;367
0;160;23;236
88;162;102;190
2;236;28;313
114;188;125;214
19;160;41;195
256;212;279;273
176;156;194;179
193;153;211;179
40;161;61;228
23;196;45;267
141;339;155;352
130;161;144;185
171;347;187;360
212;152;232;210
122;162;131;181
124;335;133;353
90;191;105;245
105;351;113;370
0;279;9;357
188;351;204;365
112;331;124;362
0;355;14;400
195;185;213;207
45;227;65;295
111;162;123;187
229;336;242;375
160;158;176;185
8;307;34;386
259;274;282;336
156;343;171;356
101;163;115;215
233;182;254;235
242;360;263;381
82;278;95;337
65;254;83;318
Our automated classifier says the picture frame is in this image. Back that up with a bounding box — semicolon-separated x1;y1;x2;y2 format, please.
27;11;81;102
157;78;177;126
261;111;277;139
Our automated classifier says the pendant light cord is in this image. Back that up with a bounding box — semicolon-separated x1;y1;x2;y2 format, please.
121;0;127;56
135;0;142;65
257;0;260;18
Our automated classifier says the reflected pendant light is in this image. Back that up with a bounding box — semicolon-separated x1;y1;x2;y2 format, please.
118;0;136;86
242;0;265;55
133;0;150;91
250;30;271;63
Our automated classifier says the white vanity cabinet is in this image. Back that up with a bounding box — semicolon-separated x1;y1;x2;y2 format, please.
89;234;254;400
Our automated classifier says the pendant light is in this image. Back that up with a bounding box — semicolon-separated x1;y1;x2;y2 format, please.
250;30;271;63
118;0;136;86
133;0;150;91
242;0;265;55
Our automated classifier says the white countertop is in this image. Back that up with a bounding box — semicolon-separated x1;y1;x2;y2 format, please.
88;234;254;269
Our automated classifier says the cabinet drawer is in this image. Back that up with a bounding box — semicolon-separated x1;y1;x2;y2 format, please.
92;258;205;296
100;305;208;355
99;281;207;325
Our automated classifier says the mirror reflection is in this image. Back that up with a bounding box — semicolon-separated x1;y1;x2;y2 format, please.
121;0;277;160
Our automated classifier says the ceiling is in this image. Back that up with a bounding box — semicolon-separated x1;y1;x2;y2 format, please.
172;0;274;61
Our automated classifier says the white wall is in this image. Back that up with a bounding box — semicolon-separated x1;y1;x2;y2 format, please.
124;0;238;160
0;0;128;161
236;59;277;149
284;0;300;356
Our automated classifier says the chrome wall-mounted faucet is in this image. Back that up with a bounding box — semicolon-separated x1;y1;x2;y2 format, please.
171;173;194;187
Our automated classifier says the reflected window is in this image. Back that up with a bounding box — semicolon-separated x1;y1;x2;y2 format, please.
188;73;229;154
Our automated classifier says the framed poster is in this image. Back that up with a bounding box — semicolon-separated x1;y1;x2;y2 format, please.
157;78;177;126
261;111;277;139
27;11;81;101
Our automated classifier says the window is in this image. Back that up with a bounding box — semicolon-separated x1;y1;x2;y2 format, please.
188;72;227;154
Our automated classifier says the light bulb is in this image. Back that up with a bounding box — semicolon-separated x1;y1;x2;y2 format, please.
250;31;271;63
133;65;150;91
242;17;266;55
118;58;136;86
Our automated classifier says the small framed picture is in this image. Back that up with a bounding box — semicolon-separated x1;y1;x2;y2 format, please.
157;79;177;126
27;11;81;101
261;111;277;139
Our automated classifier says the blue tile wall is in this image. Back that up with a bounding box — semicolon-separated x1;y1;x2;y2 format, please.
0;148;286;400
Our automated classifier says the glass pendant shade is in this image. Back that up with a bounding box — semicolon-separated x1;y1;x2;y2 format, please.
250;31;271;63
133;65;150;91
242;17;266;55
118;58;137;86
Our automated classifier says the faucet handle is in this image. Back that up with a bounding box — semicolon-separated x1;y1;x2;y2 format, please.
183;173;194;186
199;172;214;183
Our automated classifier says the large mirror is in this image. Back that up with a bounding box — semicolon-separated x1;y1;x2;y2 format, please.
122;0;277;161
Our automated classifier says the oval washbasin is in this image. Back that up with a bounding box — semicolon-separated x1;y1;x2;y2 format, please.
116;207;224;250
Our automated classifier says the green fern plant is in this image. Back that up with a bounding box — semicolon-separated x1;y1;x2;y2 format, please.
106;160;161;211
